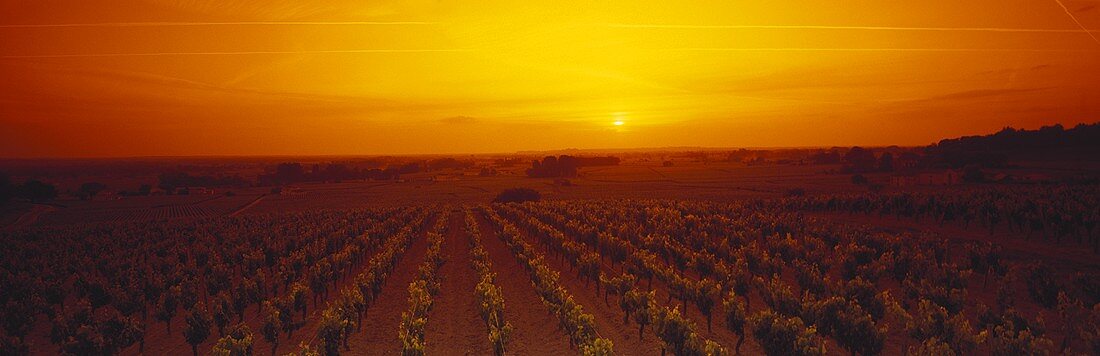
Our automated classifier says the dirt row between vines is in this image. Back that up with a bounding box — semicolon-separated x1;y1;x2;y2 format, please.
480;208;667;354
341;215;436;356
423;210;491;355
473;210;576;355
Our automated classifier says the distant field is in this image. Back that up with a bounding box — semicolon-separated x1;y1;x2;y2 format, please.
0;160;1039;228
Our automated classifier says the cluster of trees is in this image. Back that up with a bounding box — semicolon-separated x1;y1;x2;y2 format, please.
0;173;58;202
492;188;541;204
921;122;1100;169
841;147;906;173
526;155;620;178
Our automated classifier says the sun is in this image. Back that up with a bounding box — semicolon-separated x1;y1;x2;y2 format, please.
614;121;624;126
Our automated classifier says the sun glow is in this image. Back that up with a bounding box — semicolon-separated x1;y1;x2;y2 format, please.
614;121;624;126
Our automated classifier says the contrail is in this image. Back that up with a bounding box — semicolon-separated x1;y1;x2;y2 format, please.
0;21;439;28
1051;0;1100;45
606;23;1098;34
0;49;474;59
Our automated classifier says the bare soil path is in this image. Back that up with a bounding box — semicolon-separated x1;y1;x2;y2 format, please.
486;208;665;355
343;215;438;355
424;211;492;355
473;211;575;355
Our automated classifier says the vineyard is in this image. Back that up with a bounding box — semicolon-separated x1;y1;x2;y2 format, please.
36;193;267;226
1;187;1098;355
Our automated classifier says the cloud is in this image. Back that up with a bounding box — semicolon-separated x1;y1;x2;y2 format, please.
0;21;439;28
0;48;472;59
606;23;1099;34
440;115;478;124
927;88;1047;101
1077;5;1096;13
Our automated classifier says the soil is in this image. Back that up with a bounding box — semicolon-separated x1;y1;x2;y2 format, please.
423;211;492;355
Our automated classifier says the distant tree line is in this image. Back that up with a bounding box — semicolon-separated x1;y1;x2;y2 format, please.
426;158;475;171
157;172;249;193
260;163;390;185
840;147;902;173
526;155;620;178
924;123;1100;169
0;172;58;203
256;159;470;185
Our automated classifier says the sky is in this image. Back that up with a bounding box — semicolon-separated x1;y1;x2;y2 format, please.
1;0;1099;157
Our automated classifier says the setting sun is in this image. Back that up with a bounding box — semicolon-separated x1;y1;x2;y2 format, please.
614;121;625;126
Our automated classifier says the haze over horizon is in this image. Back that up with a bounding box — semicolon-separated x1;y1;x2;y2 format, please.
3;0;1099;158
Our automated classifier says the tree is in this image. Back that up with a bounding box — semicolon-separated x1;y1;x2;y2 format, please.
878;152;895;172
0;172;12;203
493;188;541;204
18;180;57;202
844;147;877;173
962;165;985;183
78;182;107;200
211;323;254;356
183;303;213;356
851;174;869;186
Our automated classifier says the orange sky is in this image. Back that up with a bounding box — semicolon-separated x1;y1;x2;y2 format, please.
2;0;1099;157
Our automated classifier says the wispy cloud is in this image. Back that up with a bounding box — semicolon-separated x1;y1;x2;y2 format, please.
0;49;473;59
606;23;1098;33
0;21;439;28
928;88;1047;101
440;115;477;124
